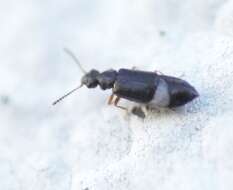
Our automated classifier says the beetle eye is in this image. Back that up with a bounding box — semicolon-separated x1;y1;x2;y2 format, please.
81;76;98;88
81;69;99;88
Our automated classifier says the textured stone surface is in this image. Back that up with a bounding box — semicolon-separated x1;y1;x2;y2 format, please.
1;0;233;190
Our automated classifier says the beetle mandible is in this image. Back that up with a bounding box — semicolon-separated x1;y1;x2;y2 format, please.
53;49;199;111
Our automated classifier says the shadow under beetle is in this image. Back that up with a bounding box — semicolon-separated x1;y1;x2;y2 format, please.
53;49;199;111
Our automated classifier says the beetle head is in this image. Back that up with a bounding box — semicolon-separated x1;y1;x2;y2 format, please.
81;69;100;88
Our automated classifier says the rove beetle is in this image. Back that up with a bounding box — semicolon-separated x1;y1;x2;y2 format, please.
53;49;199;112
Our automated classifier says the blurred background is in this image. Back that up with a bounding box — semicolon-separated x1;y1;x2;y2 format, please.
1;0;233;190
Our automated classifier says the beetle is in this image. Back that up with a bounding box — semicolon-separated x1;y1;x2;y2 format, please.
53;49;199;111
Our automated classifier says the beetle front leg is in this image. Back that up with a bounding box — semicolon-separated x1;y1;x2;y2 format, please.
107;94;115;105
114;96;127;110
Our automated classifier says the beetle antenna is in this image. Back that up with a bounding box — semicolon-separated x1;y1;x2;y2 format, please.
63;48;87;74
52;84;83;105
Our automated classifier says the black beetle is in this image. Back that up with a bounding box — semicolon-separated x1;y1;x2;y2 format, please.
53;49;199;111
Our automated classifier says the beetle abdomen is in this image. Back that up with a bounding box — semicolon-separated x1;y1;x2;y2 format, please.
113;69;158;103
161;75;199;107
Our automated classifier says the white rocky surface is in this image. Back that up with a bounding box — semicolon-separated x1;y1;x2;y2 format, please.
1;0;233;190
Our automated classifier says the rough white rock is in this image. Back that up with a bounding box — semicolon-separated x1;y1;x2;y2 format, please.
1;0;233;190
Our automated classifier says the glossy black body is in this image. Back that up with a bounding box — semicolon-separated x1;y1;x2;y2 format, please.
81;68;199;107
113;69;159;103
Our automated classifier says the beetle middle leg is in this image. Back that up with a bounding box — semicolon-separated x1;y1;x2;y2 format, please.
114;96;127;110
107;94;115;105
108;94;127;111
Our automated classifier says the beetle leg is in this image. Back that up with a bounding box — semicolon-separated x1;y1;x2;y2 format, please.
154;70;163;75
108;94;115;105
114;96;127;110
179;73;185;78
